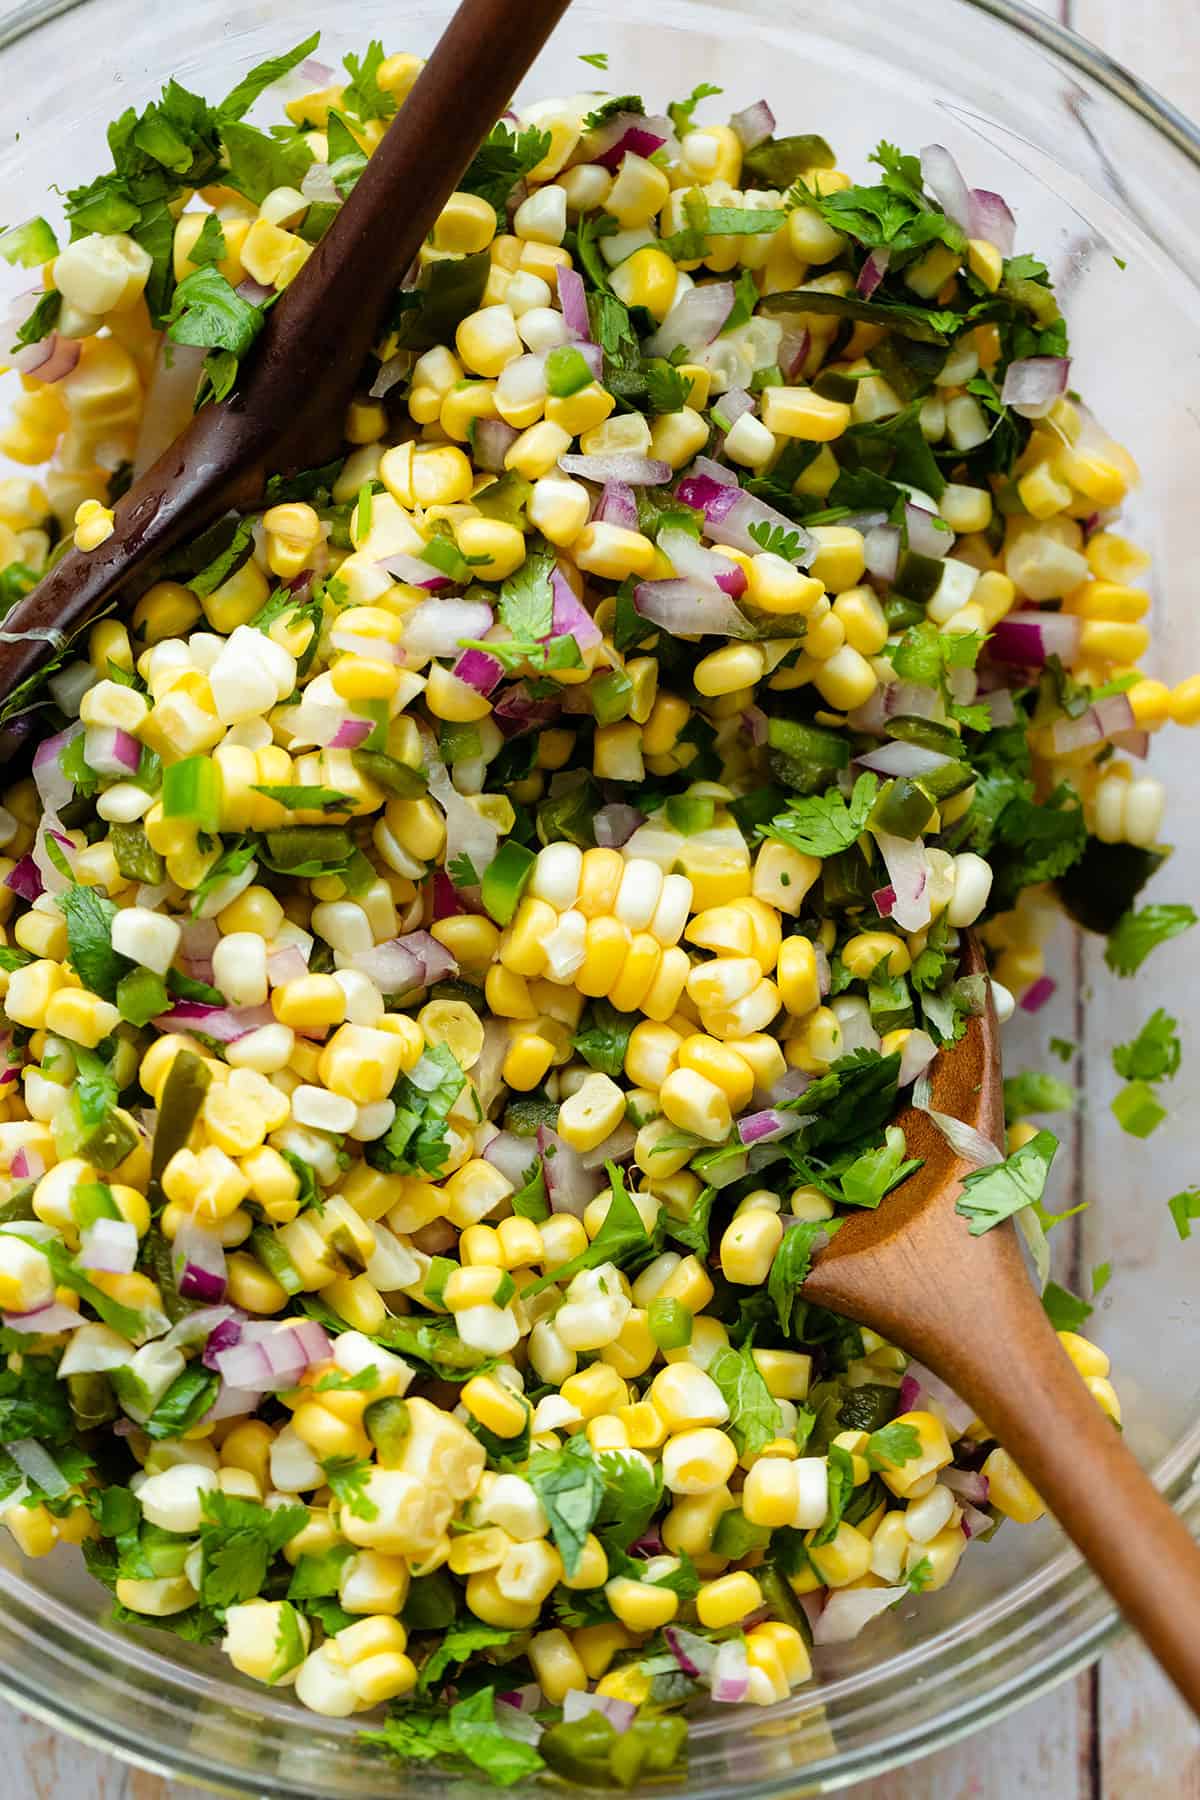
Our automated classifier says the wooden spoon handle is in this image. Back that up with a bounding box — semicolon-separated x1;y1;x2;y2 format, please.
892;1223;1200;1713
0;0;572;728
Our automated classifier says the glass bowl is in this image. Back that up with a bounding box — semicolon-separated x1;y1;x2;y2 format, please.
1;0;1199;1791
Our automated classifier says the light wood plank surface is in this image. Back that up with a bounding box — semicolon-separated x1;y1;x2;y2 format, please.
3;0;1198;1794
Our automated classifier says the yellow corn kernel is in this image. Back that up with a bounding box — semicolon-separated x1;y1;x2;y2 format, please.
676;1035;754;1109
719;1209;784;1286
877;1411;953;1497
842;931;911;979
777;935;820;1017
605;1575;678;1631
502;1032;556;1092
609;245;679;320
805;1519;872;1587
545;383;617;439
760;386;851;441
461;1376;529;1440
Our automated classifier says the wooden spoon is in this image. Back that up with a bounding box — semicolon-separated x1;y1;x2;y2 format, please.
0;0;572;746
804;931;1200;1711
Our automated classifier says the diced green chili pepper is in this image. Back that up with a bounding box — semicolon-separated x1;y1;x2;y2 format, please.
882;592;926;631
648;1295;693;1350
117;966;169;1028
545;344;593;397
893;548;944;605
665;793;715;835
713;1506;771;1559
471;471;532;528
262;827;356;872
109;823;165;885
1111;1080;1167;1138
480;838;536;926
869;776;937;840
250;1226;303;1295
812;368;859;404
539;1715;619;1785
591;668;634;728
67;1371;117;1431
148;1050;211;1214
0;217;59;267
161;755;221;832
350;749;428;796
885;714;963;756
364;1396;412;1466
73;1182;120;1229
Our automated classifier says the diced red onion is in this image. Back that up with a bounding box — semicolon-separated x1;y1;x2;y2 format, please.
559;452;671;487
644;284;736;358
80;1217;138;1274
742;704;768;747
427;750;499;877
857;247;891;299
664;1625;717;1681
990;610;1082;667
33;721;83;815
812;1586;908;1645
550;565;603;651
591;121;669;171
719;386;756;428
201;1316;244;1370
580;1119;637;1170
919;144;971;230
713;488;814;565
8;1439;70;1495
736;1107;804;1146
5;855;43;902
267;944;309;987
215;1320;330;1392
976;688;1016;728
173;1219;228;1305
912;1077;1004;1175
349;929;457;993
905;503;952;558
14;332;81;382
959;1500;991;1539
1020;975;1057;1014
562;1691;636;1731
633;576;750;639
473;417;520;473
403;598;494;660
675;474;740;527
658;526;747;597
942;1466;990;1506
900;1357;977;1435
202;1384;260;1424
1110;725;1149;759
814;941;831;998
1;1302;82;1334
729;98;776;150
377;550;453;591
556;265;592;342
368;353;407;399
760;1067;812;1108
453;646;505;697
967;189;1016;256
874;831;931;932
886;681;946;723
898;1028;938;1089
10;1147;42;1181
863;524;901;582
483;1130;538;1186
322;715;371;752
81;725;141;780
711;1637;750;1704
235;276;272;308
594;803;644;848
857;742;953;779
300;54;335;82
779;323;810;380
1001;355;1070;420
537;1124;605;1216
594;479;639;531
492;684;562;738
153;1001;275;1043
1050;691;1134;755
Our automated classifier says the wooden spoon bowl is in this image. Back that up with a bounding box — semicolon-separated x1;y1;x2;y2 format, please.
804;933;1200;1711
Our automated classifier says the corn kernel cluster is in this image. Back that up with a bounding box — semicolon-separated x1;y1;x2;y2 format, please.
0;37;1167;1763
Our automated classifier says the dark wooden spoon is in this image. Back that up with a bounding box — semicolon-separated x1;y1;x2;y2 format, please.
804;932;1200;1712
0;0;572;741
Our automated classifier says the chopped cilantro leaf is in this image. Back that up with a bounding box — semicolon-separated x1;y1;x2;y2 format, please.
760;772;878;859
1003;1071;1076;1123
1042;1280;1093;1332
1105;903;1198;976
955;1130;1058;1236
1168;1187;1200;1242
460;123;552;212
1112;1008;1181;1084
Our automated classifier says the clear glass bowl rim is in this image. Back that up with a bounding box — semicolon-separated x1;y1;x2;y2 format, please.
0;0;1196;1792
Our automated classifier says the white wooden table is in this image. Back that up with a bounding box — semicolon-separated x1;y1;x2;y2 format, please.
5;0;1200;1792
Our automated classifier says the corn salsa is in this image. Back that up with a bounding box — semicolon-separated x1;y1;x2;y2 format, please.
0;34;1182;1785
